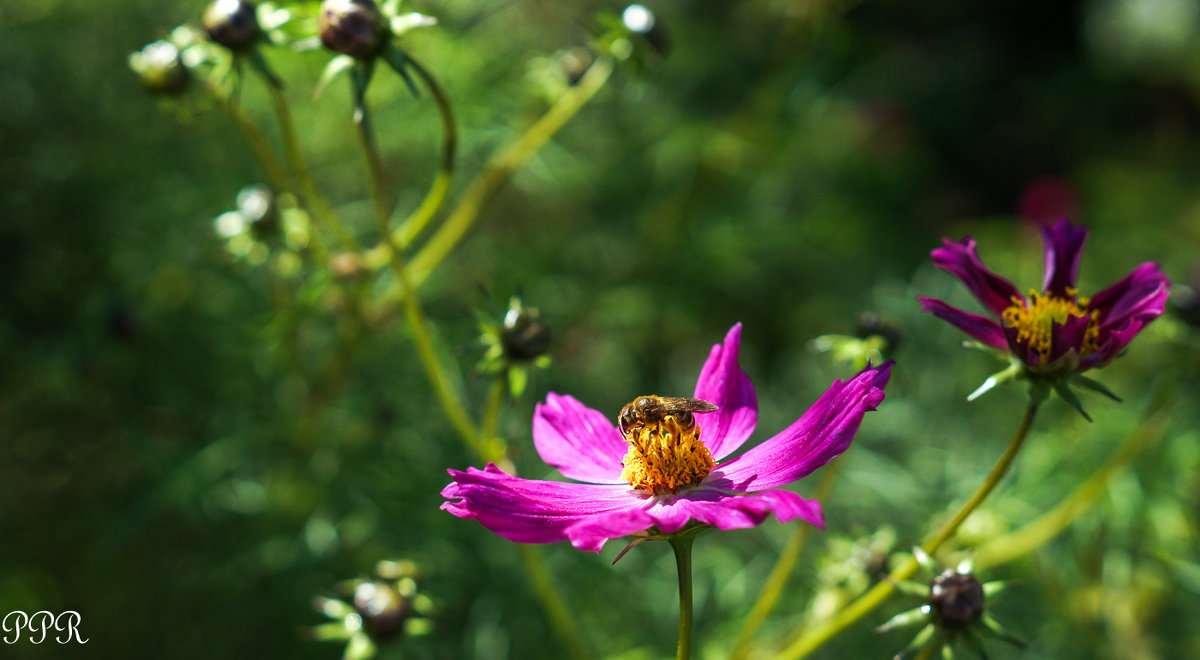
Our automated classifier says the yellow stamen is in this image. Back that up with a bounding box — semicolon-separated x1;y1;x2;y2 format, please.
621;414;715;497
1000;289;1099;361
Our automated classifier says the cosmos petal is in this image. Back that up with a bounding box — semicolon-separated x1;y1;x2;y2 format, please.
1040;219;1089;298
712;362;891;492
441;465;637;545
1089;262;1171;332
676;488;824;530
533;393;627;483
692;323;758;461
563;500;688;553
931;237;1022;317
918;297;1009;348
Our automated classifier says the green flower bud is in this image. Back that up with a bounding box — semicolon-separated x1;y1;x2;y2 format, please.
501;306;551;360
202;0;261;52
129;40;189;95
236;184;277;237
928;569;984;629
319;0;387;59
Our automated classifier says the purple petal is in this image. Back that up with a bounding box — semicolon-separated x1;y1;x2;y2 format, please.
1047;310;1095;365
441;464;636;545
1040;219;1089;298
678;488;824;530
692;323;758;461
532;393;627;483
917;297;1009;349
564;498;695;552
1089;263;1171;333
712;362;891;492
931;237;1022;316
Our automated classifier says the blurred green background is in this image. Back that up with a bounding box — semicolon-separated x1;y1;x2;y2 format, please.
3;0;1200;658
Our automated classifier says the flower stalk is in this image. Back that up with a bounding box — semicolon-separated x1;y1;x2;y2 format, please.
393;54;457;248
406;55;614;285
732;457;844;660
258;67;359;253
975;389;1174;570
772;399;1039;660
671;534;696;660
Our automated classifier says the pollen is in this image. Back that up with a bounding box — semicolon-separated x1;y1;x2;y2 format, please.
620;415;716;497
1001;289;1099;361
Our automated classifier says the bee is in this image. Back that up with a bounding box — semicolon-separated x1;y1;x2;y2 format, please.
617;395;718;435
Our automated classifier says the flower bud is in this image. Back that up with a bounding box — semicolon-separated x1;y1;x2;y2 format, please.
129;40;189;95
501;306;551;360
319;0;387;59
928;569;984;629
352;581;411;641
236;184;278;237
202;0;261;52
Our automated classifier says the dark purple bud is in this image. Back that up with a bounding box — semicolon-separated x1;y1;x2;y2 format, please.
203;0;261;52
352;581;411;641
319;0;386;59
501;306;551;360
928;569;985;629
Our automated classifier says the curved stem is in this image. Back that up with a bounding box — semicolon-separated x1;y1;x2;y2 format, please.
261;73;358;253
772;400;1039;660
732;457;844;659
515;544;591;660
350;79;478;451
215;92;292;195
405;55;614;285
393;55;457;248
670;535;696;660
353;75;391;237
975;393;1174;570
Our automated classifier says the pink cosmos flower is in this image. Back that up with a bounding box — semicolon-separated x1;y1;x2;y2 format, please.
918;219;1170;375
441;324;891;553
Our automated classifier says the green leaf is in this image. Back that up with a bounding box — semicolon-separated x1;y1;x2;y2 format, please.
314;54;355;99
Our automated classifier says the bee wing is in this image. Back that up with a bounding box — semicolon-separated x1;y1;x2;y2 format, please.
649;397;719;414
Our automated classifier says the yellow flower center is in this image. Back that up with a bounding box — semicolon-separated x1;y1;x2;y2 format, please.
1000;289;1099;361
620;414;715;496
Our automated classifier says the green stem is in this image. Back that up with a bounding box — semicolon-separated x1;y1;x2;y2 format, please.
214;91;292;196
261;73;358;252
772;400;1039;660
515;544;591;660
671;535;696;660
350;80;478;452
353;72;391;235
732;458;844;659
975;395;1174;570
392;55;457;248
404;55;614;285
913;640;937;660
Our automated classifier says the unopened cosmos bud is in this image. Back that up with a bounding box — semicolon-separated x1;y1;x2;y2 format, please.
203;0;261;52
501;307;551;360
319;0;387;59
928;569;984;629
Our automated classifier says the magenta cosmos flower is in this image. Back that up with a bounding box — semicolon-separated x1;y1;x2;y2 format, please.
441;324;891;553
918;219;1169;377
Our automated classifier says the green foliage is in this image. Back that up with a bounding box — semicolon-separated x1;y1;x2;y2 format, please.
3;0;1200;658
